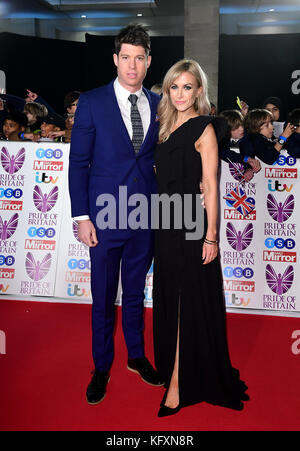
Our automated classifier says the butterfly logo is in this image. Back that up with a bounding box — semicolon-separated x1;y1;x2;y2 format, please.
267;194;294;223
33;185;58;213
0;213;19;240
228;161;245;181
265;264;294;295
25;252;51;281
226;222;253;251
1;147;25;174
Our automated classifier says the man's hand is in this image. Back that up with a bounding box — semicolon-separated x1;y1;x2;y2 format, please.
78;220;98;247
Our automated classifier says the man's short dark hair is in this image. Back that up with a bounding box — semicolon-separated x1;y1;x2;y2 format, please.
115;24;151;56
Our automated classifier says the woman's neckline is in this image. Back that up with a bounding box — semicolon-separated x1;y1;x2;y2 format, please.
171;115;200;134
162;115;200;142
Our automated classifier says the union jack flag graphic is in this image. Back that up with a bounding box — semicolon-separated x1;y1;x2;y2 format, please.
223;185;255;217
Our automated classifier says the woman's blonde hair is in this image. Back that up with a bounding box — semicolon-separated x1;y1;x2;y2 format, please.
157;59;210;143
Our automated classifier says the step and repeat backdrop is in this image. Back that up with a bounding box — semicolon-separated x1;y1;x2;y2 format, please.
0;141;299;312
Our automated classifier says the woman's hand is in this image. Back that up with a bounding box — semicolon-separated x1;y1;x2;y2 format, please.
202;241;218;265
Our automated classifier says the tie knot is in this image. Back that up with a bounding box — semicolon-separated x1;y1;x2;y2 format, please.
128;94;138;106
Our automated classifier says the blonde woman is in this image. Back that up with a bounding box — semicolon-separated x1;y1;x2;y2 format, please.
153;59;249;417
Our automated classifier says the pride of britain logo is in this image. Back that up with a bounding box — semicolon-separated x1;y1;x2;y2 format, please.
0;213;19;240
228;162;245;181
226;222;253;251
1;147;25;174
33;185;58;213
267;194;294;223
25;252;51;281
265;264;294;295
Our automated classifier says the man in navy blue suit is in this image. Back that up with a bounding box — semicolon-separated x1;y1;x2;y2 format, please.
69;24;164;404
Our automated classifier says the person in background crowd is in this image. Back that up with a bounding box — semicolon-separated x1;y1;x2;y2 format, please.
218;109;261;181
23;102;48;140
150;83;163;96
262;96;285;138
64;91;81;142
39;112;66;142
285;108;300;158
0;97;8;138
49;91;81;143
2;111;28;141
209;102;217;115
239;109;294;165
25;89;56;115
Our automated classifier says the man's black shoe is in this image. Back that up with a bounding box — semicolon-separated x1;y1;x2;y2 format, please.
127;357;164;386
86;370;110;405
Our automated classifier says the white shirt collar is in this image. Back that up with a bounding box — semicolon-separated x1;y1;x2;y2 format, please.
114;78;143;105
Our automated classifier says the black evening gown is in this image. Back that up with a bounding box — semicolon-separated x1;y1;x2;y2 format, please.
153;116;248;410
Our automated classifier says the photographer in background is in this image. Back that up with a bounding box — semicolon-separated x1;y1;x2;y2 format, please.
285;108;300;158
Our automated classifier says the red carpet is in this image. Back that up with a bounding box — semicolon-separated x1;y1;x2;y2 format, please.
0;299;300;431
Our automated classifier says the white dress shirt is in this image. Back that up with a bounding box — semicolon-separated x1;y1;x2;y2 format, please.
73;77;151;222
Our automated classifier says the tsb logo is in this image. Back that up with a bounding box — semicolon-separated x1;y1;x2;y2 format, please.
264;238;295;250
27;227;56;238
68;259;91;270
36;148;63;159
0;255;15;266
0;188;23;199
223;266;254;279
275;155;296;166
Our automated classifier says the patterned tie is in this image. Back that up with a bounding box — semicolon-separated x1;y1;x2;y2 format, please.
128;94;144;154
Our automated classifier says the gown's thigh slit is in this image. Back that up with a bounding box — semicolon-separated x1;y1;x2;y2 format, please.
166;295;181;403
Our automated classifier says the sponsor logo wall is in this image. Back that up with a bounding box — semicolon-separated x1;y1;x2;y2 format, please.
220;151;299;312
1;143;299;312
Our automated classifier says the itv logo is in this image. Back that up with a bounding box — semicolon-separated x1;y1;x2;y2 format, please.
268;180;293;192
225;293;250;307
35;172;59;184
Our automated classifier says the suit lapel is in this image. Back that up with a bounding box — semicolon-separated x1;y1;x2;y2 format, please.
107;81;133;150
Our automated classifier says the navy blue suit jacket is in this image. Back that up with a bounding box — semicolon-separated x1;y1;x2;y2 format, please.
68;81;160;228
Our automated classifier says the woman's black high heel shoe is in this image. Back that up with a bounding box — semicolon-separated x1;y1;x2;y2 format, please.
157;391;181;417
